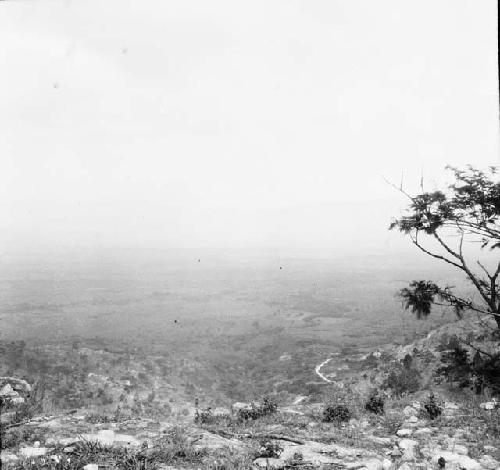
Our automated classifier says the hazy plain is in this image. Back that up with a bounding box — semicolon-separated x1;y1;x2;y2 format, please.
0;252;461;345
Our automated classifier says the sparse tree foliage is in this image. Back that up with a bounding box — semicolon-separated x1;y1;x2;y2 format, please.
390;166;500;328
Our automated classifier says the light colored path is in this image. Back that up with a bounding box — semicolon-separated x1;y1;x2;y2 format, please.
315;357;334;383
293;395;306;405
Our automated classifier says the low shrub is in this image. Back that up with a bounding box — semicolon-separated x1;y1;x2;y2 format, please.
7;428;209;470
322;404;351;423
6;380;48;424
194;407;231;425
257;439;283;458
365;392;384;414
0;426;44;450
259;396;278;415
85;413;111;424
382;357;421;396
382;412;404;434
437;337;500;395
206;447;258;470
236;397;278;421
421;393;442;420
285;451;304;466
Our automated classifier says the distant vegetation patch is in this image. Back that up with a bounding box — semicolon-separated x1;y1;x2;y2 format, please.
382;355;421;396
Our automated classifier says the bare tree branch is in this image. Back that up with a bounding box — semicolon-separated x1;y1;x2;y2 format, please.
410;232;464;270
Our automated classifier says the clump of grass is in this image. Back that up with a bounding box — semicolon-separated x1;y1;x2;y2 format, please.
85;413;111;424
0;426;46;451
256;439;283;458
206;446;258;470
2;381;49;426
382;411;404;435
194;407;232;426
9;428;208;470
236;397;278;422
149;426;208;462
285;451;304;466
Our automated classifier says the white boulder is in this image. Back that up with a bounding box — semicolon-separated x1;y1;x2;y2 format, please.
403;406;417;417
19;447;47;458
479;455;500;470
398;439;419;460
431;451;482;470
480;401;497;411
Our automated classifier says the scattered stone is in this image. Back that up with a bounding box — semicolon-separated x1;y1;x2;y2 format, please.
212;407;231;416
484;445;497;452
414;427;432;436
57;437;79;446
397;464;412;470
431;451;482;470
390;446;402;458
19;447;47;458
0;377;31;397
81;429;141;447
63;446;76;453
252;440;382;469
1;451;19;464
11;397;25;405
452;428;467;439
193;431;242;450
407;416;418;423
359;418;370;429
480;401;497;411
403;406;417;417
0;411;16;424
444;402;460;410
253;457;283;468
231;402;253;412
396;429;413;437
411;401;421;410
0;384;17;397
83;464;99;470
368;436;392;446
382;458;392;470
398;439;419;460
361;459;384;470
449;444;468;456
479;454;500;470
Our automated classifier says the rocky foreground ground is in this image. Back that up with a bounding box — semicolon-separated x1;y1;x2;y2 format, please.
1;319;500;469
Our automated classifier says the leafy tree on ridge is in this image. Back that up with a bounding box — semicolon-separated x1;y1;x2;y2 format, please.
390;165;500;328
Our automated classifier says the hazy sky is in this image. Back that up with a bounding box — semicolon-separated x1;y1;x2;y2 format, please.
1;0;498;258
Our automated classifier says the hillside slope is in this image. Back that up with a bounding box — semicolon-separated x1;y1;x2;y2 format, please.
1;318;499;469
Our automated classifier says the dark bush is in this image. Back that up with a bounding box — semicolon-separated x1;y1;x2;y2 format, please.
382;359;421;396
437;338;500;394
85;413;111;424
365;392;384;414
257;440;283;458
260;396;278;415
422;393;442;420
236;397;278;421
323;404;351;423
194;407;230;425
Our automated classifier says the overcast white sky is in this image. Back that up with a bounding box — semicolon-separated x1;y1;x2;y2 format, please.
0;0;498;259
